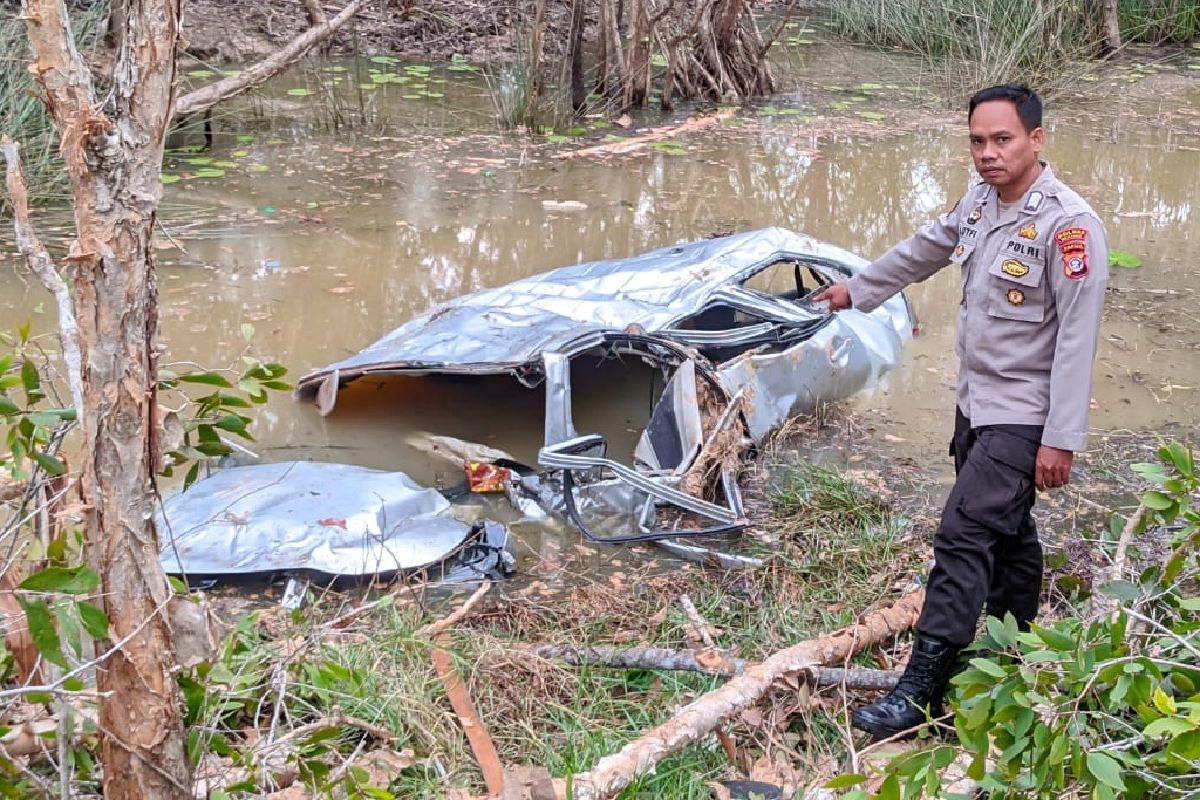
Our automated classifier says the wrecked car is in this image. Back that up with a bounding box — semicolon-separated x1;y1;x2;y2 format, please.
293;227;913;544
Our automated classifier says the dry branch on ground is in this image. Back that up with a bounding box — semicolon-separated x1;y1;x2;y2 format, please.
569;589;925;799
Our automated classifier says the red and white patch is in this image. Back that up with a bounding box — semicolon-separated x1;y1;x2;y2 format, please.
1055;227;1089;281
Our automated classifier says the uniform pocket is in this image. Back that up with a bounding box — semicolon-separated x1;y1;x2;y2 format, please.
986;254;1045;323
955;429;1037;535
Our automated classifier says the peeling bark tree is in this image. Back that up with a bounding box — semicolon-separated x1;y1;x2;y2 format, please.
19;0;191;794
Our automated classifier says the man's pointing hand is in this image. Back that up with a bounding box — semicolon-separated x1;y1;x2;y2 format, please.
811;282;852;312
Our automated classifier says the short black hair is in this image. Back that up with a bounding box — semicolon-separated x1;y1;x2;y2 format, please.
968;84;1043;132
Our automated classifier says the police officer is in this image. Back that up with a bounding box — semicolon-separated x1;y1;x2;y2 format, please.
813;84;1108;740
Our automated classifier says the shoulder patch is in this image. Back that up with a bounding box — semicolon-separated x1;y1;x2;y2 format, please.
1055;227;1089;281
1022;191;1044;213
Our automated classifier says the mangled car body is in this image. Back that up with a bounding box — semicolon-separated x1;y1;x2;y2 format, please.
158;461;512;584
292;227;913;543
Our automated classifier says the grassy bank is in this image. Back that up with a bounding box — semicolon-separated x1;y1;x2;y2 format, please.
165;428;931;799
1;5;108;208
824;0;1200;101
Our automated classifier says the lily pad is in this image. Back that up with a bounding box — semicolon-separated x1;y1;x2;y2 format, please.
651;54;668;68
425;91;445;98
266;138;286;145
546;134;571;144
856;111;886;121
858;82;883;91
231;150;250;158
1109;249;1143;269
371;55;399;65
757;106;781;116
650;140;687;155
402;94;422;100
236;135;255;143
359;83;378;91
286;88;312;96
405;64;432;75
184;157;213;165
187;69;216;78
160;173;181;184
566;127;587;137
193;168;226;178
247;164;270;173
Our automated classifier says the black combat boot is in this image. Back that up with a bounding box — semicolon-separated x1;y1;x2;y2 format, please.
850;634;960;740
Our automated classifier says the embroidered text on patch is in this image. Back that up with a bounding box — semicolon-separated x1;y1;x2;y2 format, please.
1055;227;1089;281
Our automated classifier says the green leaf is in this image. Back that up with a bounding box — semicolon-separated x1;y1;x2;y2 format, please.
1142;490;1175;510
17;597;67;668
58;601;83;658
1108;249;1143;269
824;774;867;789
1098;579;1140;602
1144;717;1193;738
32;452;67;476
1086;751;1126;791
970;657;1008;679
193;168;226;179
184;461;201;489
178;372;233;388
1153;686;1178;715
0;394;19;415
1160;442;1194;477
21;359;41;399
214;415;248;435
77;602;109;640
20;566;99;595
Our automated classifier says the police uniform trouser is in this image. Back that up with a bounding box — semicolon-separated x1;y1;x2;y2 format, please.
916;408;1044;647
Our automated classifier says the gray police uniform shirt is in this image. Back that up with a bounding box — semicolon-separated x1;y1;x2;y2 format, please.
847;164;1108;453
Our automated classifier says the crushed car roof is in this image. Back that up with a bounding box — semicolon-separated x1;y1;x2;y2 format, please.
295;227;908;410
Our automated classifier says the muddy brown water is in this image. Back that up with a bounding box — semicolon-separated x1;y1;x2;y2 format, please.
2;37;1199;578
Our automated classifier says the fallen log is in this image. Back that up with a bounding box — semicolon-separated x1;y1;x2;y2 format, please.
555;110;735;159
525;644;900;690
568;589;925;799
174;0;369;118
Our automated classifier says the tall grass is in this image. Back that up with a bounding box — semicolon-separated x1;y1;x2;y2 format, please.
826;0;1099;101
1119;0;1200;42
1;3;109;207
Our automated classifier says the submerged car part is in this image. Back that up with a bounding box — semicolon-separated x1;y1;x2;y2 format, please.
157;461;514;584
295;228;913;541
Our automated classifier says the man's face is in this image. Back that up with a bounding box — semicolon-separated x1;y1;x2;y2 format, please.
968;99;1044;192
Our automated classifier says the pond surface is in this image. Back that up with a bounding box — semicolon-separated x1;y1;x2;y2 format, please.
2;32;1199;575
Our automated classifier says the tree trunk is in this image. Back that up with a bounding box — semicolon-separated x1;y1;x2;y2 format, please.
1101;0;1121;55
522;0;548;128
568;0;587;114
21;0;191;796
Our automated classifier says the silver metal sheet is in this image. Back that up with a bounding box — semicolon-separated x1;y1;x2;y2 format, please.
157;461;485;579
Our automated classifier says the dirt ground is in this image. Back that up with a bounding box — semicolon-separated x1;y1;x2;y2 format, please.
177;0;809;64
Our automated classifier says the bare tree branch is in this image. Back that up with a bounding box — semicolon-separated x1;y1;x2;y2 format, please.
174;0;369;118
0;138;84;417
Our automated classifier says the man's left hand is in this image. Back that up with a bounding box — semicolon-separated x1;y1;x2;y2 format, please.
1035;446;1073;491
